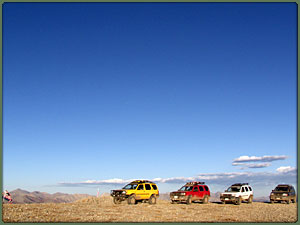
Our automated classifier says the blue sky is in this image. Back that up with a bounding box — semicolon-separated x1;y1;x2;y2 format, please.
3;2;297;197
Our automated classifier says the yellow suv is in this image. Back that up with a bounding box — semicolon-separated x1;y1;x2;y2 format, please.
110;180;159;204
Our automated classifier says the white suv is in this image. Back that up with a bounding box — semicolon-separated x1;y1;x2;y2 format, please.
220;183;253;205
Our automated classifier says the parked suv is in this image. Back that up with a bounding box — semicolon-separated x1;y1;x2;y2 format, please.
110;180;159;205
220;183;253;205
170;182;210;204
270;184;296;204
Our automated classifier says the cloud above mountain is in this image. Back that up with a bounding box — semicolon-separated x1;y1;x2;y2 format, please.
231;155;288;170
276;166;296;173
233;155;288;163
232;162;271;169
58;166;296;187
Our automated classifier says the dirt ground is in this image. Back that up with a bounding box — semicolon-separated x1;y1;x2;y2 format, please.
2;196;298;222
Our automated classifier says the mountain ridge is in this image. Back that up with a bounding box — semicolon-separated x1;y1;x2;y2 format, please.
5;189;92;204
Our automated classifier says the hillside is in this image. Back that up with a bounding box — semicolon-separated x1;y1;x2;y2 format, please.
6;189;91;204
3;196;297;222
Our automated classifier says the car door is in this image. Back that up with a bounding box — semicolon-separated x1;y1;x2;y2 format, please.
241;187;248;200
136;184;146;200
192;186;200;200
144;183;152;199
198;186;205;199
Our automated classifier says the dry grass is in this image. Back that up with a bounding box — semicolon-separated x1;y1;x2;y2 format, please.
2;196;298;222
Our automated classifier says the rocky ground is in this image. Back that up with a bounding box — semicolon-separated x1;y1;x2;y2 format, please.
2;196;297;222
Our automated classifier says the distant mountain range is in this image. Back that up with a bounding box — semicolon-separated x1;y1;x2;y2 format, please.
4;189;269;204
4;189;92;204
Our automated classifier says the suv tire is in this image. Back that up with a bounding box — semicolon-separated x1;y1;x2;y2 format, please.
127;195;136;205
247;195;253;204
202;195;209;204
149;195;156;205
187;195;192;205
113;197;122;204
236;197;241;205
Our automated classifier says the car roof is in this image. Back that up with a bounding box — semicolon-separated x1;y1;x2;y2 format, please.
231;183;250;186
277;184;292;187
130;180;155;184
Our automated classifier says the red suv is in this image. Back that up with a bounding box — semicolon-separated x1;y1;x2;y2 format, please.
170;182;210;204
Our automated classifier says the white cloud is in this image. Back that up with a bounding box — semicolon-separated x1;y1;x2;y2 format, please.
58;168;296;187
233;155;288;163
232;162;271;169
276;166;297;173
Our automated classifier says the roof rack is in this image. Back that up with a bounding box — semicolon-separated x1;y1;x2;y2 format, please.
131;180;153;184
232;183;249;186
186;181;205;185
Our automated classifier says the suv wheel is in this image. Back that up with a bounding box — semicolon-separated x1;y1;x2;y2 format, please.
270;200;274;204
247;195;253;204
287;199;291;204
202;195;209;204
235;197;241;205
113;197;122;204
186;195;192;205
149;195;157;205
127;195;136;205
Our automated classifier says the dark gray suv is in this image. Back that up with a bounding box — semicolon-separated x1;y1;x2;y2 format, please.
270;184;296;204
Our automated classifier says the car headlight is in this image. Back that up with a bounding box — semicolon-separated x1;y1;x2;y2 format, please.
283;193;288;196
181;193;186;196
122;191;126;194
271;193;274;195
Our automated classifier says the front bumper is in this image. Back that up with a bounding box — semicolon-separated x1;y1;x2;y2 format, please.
111;192;129;201
170;195;188;202
270;195;290;201
220;195;238;202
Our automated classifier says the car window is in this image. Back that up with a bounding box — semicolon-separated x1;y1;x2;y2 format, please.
137;184;144;190
123;184;138;190
151;184;157;190
199;186;204;192
241;187;245;192
291;187;295;194
275;186;289;192
245;187;249;192
249;186;252;191
179;186;193;191
193;187;199;192
145;184;151;190
204;186;208;191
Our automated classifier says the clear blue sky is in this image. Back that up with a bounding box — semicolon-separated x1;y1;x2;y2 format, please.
3;2;297;197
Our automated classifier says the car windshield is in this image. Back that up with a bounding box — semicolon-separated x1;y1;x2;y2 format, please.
123;184;138;190
179;186;193;191
275;186;289;192
227;186;241;192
